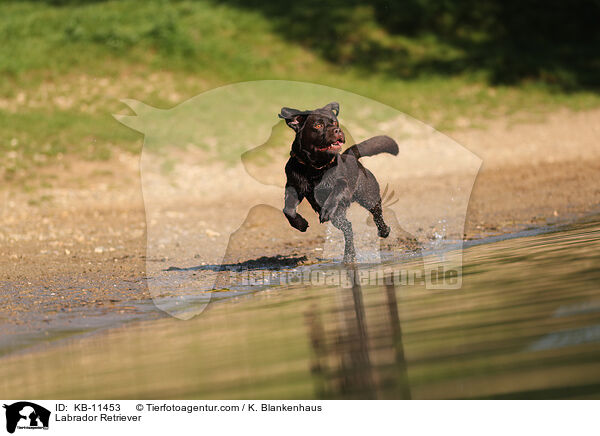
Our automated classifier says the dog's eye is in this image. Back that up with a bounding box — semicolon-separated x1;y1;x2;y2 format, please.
314;123;323;129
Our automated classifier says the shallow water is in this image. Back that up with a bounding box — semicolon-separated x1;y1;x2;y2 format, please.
1;218;600;399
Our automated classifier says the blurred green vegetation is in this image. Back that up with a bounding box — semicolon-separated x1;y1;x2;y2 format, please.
1;0;599;180
221;0;600;89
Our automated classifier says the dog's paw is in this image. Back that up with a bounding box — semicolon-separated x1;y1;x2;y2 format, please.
319;205;336;223
284;211;309;232
292;215;309;232
378;224;390;238
343;250;356;264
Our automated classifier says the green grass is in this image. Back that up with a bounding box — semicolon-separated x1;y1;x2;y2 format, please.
1;0;600;180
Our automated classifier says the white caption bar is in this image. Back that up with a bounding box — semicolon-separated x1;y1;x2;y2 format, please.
0;400;596;436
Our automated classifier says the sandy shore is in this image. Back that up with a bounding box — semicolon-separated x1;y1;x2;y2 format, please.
1;107;599;348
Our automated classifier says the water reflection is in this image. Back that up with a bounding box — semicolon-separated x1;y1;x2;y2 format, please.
305;267;411;399
0;219;599;399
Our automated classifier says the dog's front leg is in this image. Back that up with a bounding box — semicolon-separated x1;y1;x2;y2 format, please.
283;186;309;232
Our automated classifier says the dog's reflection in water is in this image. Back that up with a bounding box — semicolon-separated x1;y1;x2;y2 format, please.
304;265;411;400
202;202;413;399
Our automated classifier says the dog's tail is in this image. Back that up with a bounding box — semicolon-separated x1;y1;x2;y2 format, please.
342;135;399;159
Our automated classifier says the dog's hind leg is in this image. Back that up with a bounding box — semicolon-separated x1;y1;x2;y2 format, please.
331;213;356;263
354;172;390;239
369;201;390;238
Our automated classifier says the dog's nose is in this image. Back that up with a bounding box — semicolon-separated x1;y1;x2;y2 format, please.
333;127;341;135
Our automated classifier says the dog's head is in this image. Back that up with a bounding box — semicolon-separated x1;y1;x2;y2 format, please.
279;102;346;164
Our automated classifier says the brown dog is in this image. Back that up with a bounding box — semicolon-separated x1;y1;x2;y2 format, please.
280;102;399;262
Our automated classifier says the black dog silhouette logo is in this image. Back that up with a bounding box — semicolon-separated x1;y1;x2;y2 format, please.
3;402;50;434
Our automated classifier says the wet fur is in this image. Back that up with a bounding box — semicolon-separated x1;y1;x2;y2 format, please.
280;102;399;263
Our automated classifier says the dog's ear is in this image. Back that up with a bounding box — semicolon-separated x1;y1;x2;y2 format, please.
279;107;308;132
323;102;339;117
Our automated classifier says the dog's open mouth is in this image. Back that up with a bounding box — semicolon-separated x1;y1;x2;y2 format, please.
317;140;344;152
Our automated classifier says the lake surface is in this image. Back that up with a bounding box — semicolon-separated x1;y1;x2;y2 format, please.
1;218;600;399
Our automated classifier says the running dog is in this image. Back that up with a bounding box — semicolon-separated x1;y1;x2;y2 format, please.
280;102;399;262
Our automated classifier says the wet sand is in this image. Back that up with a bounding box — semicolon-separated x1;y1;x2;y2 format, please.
1;108;600;353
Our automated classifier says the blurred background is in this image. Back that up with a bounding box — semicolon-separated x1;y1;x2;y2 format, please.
2;0;600;399
1;0;599;181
